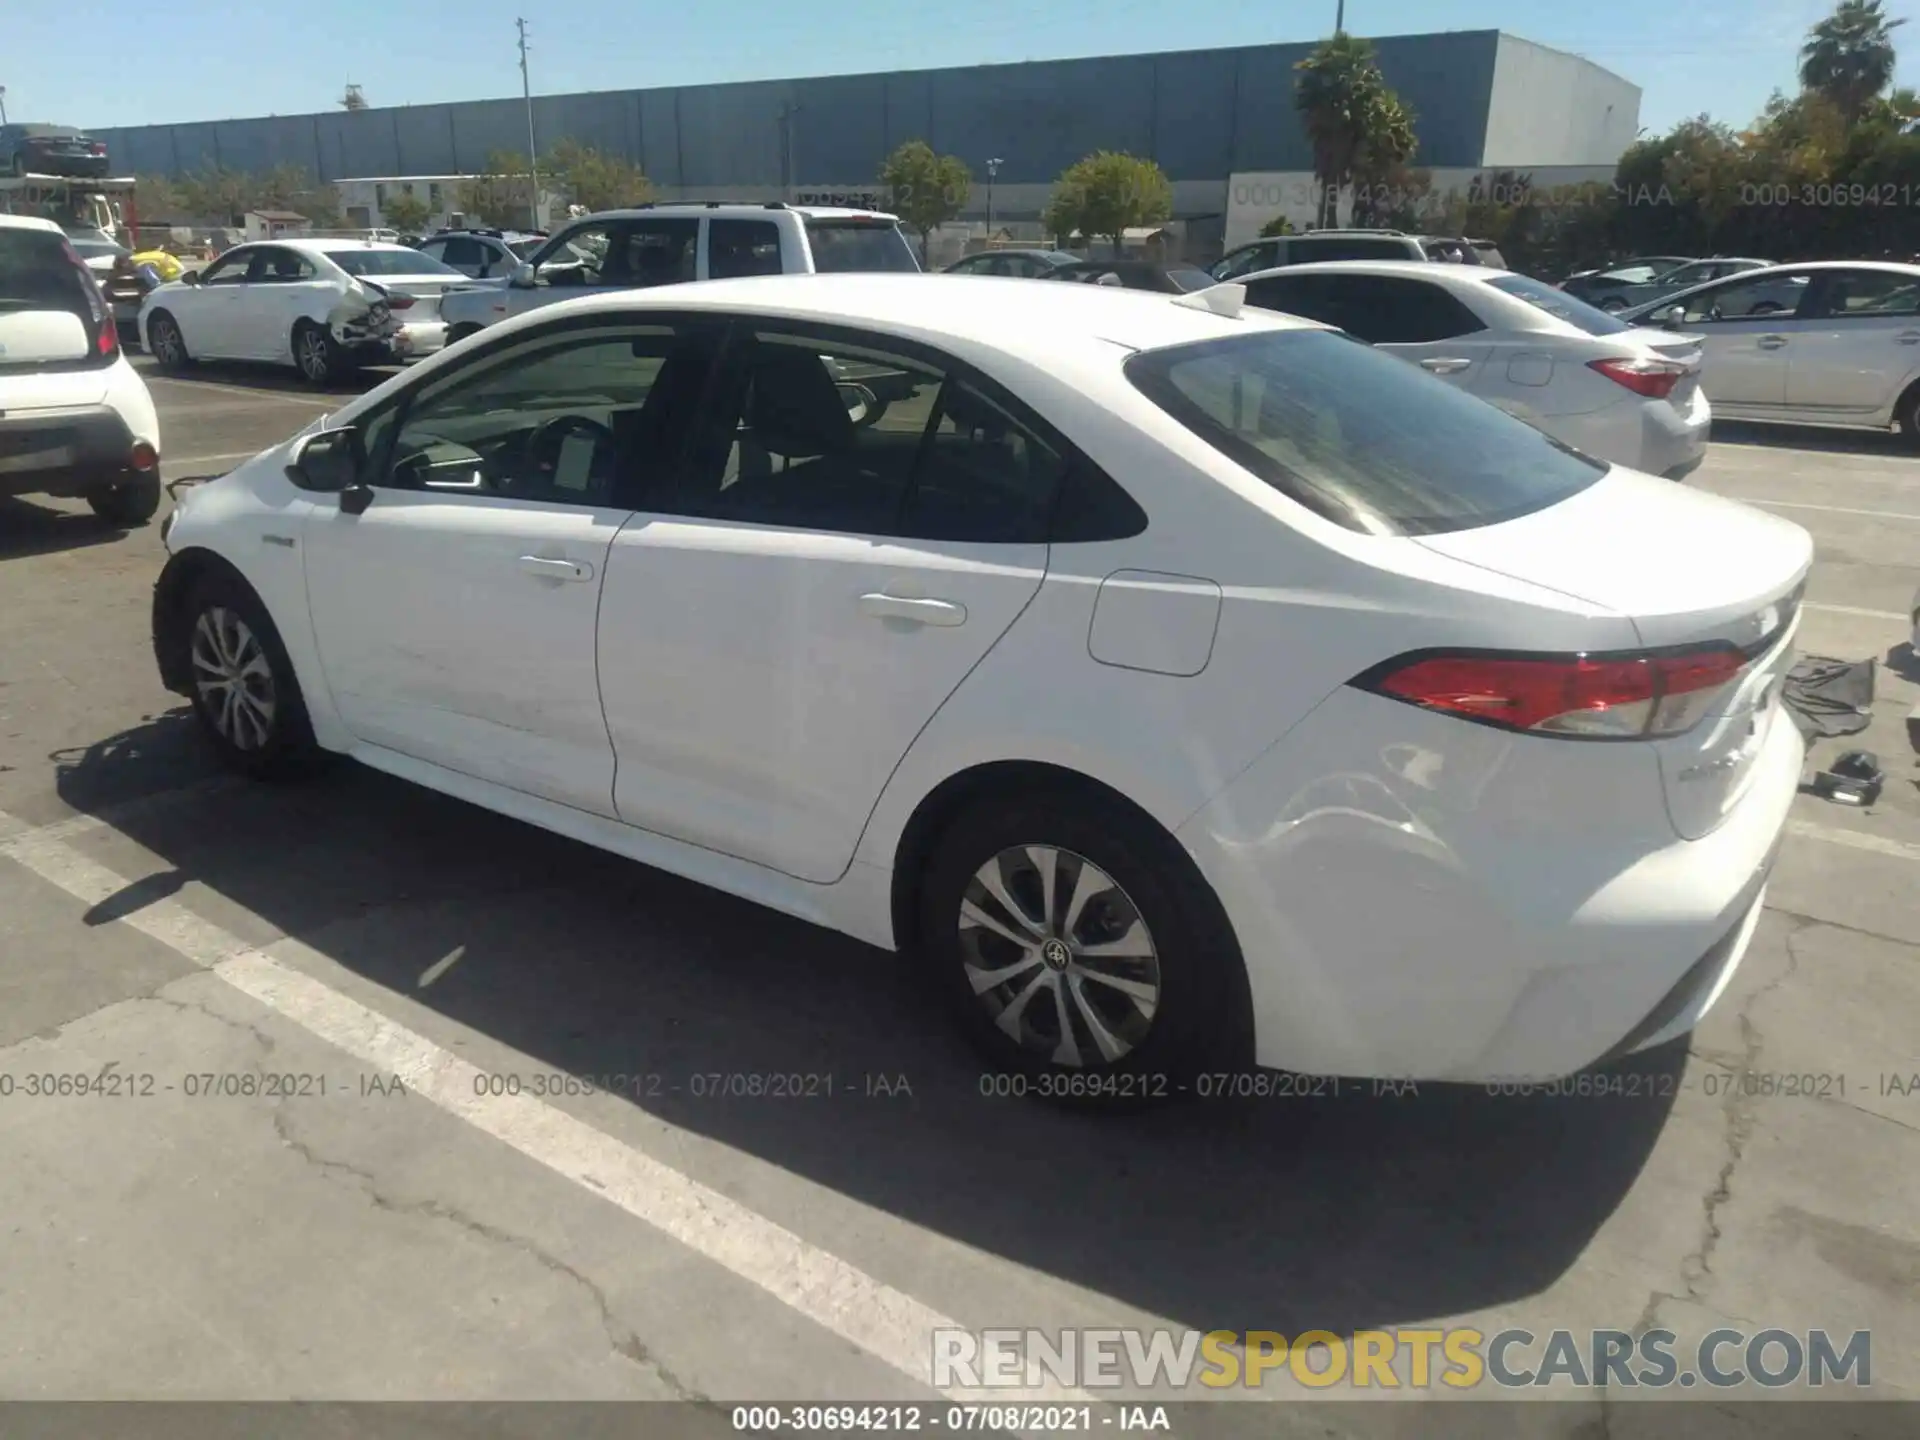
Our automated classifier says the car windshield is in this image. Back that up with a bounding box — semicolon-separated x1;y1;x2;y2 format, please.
805;220;920;273
1488;274;1632;335
329;247;461;277
507;239;540;259
1599;265;1662;283
1124;329;1606;537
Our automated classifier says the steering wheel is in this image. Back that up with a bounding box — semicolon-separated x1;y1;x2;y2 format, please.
522;413;617;490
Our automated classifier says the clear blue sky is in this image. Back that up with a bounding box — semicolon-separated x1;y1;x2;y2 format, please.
6;0;1912;139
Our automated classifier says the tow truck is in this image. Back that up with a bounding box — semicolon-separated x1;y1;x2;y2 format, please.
0;173;148;329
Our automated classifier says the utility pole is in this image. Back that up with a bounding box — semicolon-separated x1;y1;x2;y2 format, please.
777;104;803;201
1335;0;1345;33
986;158;1002;235
517;18;540;231
0;87;9;126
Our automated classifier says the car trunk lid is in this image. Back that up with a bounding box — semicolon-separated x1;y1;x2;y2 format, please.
367;275;461;321
1415;468;1813;839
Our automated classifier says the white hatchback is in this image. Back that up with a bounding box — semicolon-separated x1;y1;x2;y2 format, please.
140;239;469;384
1240;260;1712;479
152;275;1809;1095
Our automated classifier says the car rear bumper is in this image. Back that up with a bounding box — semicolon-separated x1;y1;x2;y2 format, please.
0;404;152;498
1176;684;1803;1082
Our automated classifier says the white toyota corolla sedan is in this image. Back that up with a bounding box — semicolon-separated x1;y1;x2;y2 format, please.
153;274;1811;1097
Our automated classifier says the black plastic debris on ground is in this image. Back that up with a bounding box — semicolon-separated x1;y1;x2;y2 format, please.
1811;749;1885;806
1781;655;1875;741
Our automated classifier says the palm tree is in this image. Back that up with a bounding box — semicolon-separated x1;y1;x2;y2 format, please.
1294;34;1415;227
1800;0;1906;125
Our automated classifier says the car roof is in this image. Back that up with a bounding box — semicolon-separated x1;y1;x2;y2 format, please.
284;239;427;255
478;272;1325;356
1237;258;1519;288
0;214;64;235
571;204;901;223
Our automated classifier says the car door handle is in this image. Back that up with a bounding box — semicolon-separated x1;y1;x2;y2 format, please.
858;592;967;627
1419;357;1474;374
518;555;594;582
1757;335;1789;350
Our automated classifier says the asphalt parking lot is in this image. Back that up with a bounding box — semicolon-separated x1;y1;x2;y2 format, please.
0;354;1917;1433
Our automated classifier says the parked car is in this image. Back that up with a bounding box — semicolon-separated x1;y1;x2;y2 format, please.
1558;256;1694;301
1210;229;1497;283
437;203;920;342
1239;260;1710;478
1;123;111;178
415;227;546;280
140;240;469;384
1573;257;1770;312
1047;259;1218;293
0;216;161;524
944;248;1082;278
151;272;1809;1097
1623;261;1920;438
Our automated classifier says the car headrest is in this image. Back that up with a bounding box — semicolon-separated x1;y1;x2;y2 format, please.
747;347;856;459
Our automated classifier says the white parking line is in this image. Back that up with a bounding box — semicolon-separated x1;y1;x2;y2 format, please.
0;802;1092;1412
1801;602;1911;622
144;375;338;408
1786;820;1920;865
1733;497;1920;522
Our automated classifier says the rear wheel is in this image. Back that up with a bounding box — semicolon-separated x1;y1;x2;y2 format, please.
1895;382;1920;447
146;311;191;370
1599;296;1628;313
292;320;348;386
447;322;483;346
180;570;325;780
917;789;1250;1106
88;474;161;527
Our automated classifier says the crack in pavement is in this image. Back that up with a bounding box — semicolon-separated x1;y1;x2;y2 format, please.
269;1104;717;1406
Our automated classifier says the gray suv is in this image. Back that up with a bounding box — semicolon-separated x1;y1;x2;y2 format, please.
1211;229;1504;281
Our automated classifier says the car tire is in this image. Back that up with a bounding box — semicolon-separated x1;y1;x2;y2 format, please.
1895;383;1920;447
1599;296;1628;312
179;570;326;781
292;320;347;386
87;474;161;527
447;322;483;346
916;788;1251;1107
146;311;191;370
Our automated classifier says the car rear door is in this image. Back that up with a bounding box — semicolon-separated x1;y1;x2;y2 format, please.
595;318;1059;883
1781;268;1920;421
1244;272;1494;388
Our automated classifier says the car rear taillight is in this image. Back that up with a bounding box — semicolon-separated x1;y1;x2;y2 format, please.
129;441;157;471
91;143;107;155
1590;356;1685;399
58;239;117;354
1358;645;1751;739
385;294;415;310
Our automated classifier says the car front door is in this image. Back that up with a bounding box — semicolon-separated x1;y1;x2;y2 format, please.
300;316;719;813
1782;268;1920;420
172;246;256;358
507;217;700;321
595;320;1060;883
1673;270;1816;411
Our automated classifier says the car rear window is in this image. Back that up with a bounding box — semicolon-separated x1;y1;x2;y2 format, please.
0;227;94;316
1124;329;1605;536
1487;274;1632;335
329;248;461;277
805;220;921;273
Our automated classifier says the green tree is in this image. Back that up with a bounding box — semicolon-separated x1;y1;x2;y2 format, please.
459;151;537;229
547;138;653;213
1800;0;1905;125
879;140;971;260
1041;152;1171;249
382;190;433;233
1293;33;1417;227
174;166;256;225
1258;214;1296;238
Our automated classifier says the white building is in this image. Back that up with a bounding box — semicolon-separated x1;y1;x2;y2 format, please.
331;174;566;233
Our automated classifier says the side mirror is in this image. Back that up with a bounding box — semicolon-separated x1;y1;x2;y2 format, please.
1655;304;1685;330
182;269;202;286
286;427;372;513
508;262;537;288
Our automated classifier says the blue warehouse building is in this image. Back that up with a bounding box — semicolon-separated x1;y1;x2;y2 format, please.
93;29;1639;241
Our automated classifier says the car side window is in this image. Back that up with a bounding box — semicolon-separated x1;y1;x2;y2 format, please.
674;327;1063;543
1213;241;1277;280
1810;269;1920;318
250;247;316;283
372;322;718;509
709;219;783;279
200;250;253;286
1680;271;1813;322
1332;277;1486;344
438;236;485;272
1243;275;1341;324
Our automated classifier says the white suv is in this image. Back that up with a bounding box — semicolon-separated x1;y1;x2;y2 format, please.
438;203;920;342
0;215;162;525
